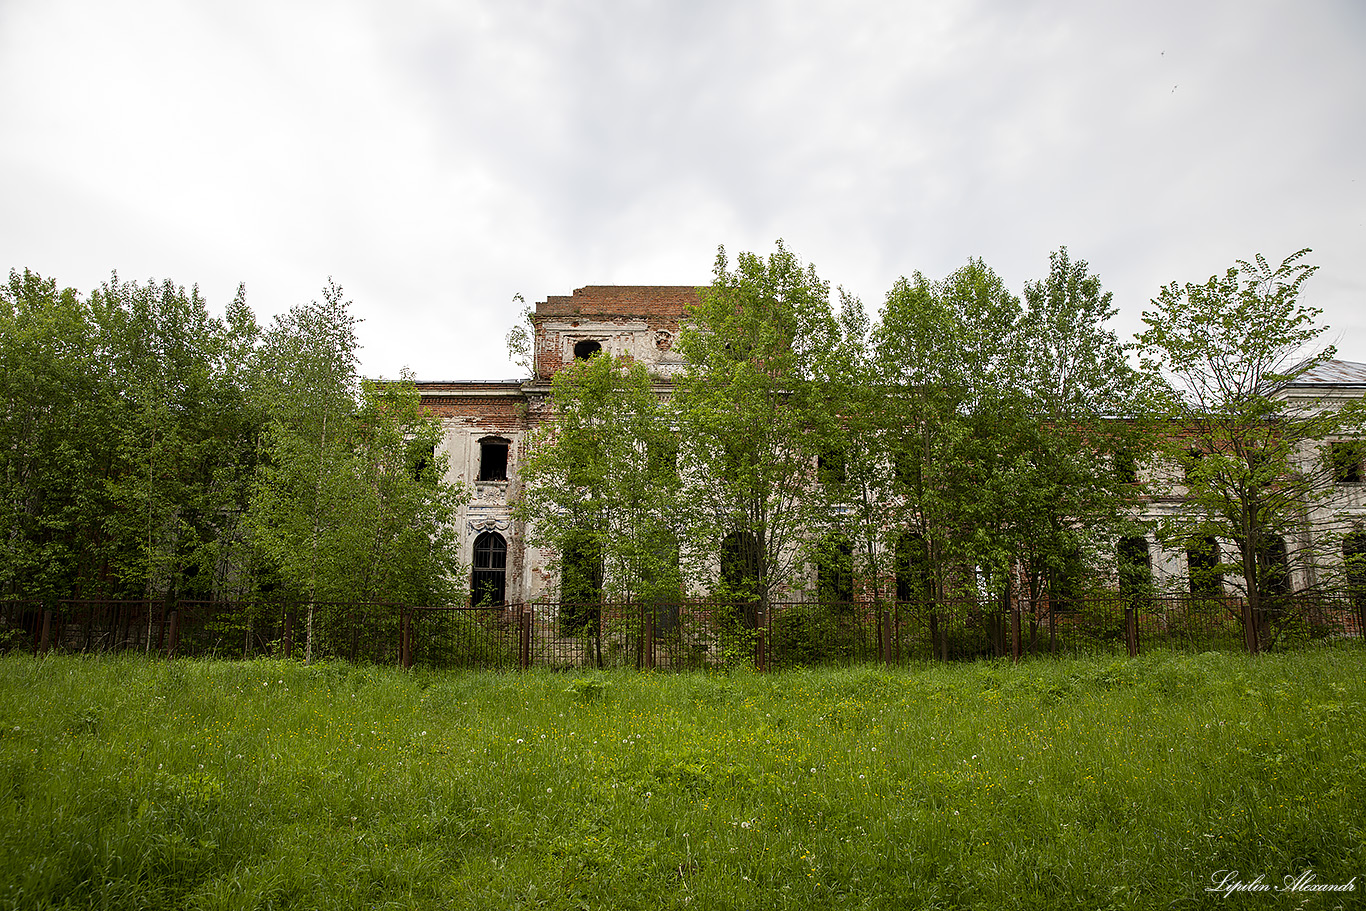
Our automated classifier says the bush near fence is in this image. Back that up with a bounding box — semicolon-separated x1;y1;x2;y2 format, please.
2;592;1362;668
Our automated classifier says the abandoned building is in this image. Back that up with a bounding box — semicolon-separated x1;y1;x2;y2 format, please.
415;287;1366;607
416;286;696;606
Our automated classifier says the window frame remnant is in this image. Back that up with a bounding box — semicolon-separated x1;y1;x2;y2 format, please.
478;437;509;482
1186;534;1222;598
471;531;507;606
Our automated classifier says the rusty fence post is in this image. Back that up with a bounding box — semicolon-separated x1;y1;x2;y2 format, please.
881;608;893;666
400;609;412;669
1010;597;1022;663
39;608;53;655
519;607;531;670
755;608;768;673
645;605;655;670
165;607;179;659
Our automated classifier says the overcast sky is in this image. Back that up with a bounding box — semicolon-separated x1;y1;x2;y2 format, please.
3;0;1363;381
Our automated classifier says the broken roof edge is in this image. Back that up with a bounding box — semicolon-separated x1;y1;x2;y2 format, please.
1284;359;1366;386
534;284;702;319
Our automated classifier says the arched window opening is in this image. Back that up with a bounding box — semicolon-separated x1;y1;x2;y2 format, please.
479;437;509;481
573;339;602;360
1187;535;1222;599
1118;536;1152;600
471;532;507;606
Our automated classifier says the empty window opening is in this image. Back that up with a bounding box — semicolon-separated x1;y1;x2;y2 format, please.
479;438;509;481
895;532;933;604
1118;536;1152;600
1187;535;1222;598
1331;441;1363;484
892;449;915;488
471;532;507;606
560;527;603;635
1183;448;1203;483
1114;449;1138;484
720;530;762;626
818;447;847;485
573;339;602;360
411;442;435;482
1258;534;1291;599
817;534;855;605
1345;530;1366;614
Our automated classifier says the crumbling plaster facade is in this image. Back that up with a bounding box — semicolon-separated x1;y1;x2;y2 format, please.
417;286;1366;605
417;286;697;604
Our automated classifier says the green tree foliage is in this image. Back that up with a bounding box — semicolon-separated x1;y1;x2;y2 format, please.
1013;248;1149;605
247;285;467;659
92;276;259;605
674;242;843;617
0;271;466;625
514;351;682;613
0;271;115;601
1136;250;1362;638
873;260;1027;602
815;289;894;605
873;252;1143;607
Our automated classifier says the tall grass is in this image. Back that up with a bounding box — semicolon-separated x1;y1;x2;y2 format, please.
1;650;1362;909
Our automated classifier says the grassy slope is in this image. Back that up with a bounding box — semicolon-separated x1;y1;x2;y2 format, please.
0;650;1362;910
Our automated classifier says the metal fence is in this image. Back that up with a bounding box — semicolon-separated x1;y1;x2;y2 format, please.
2;592;1362;669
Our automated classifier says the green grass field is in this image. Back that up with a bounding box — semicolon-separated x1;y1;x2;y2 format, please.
1;650;1362;910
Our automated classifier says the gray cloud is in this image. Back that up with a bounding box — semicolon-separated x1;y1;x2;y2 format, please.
2;0;1362;379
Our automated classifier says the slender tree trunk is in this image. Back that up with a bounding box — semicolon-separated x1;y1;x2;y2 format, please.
145;425;155;653
306;412;327;665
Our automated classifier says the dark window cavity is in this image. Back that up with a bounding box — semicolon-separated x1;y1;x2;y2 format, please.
1187;535;1222;598
560;527;603;635
1183;448;1203;483
1331;441;1363;484
818;447;847;485
817;534;854;605
1258;533;1291;599
573;339;602;360
895;532;933;604
410;442;435;482
1345;530;1366;614
1118;536;1152;600
720;531;762;626
471;532;507;605
479;438;509;481
1114;449;1138;484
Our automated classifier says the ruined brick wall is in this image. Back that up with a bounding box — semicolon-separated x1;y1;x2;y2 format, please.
415;286;701;606
534;285;698;380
